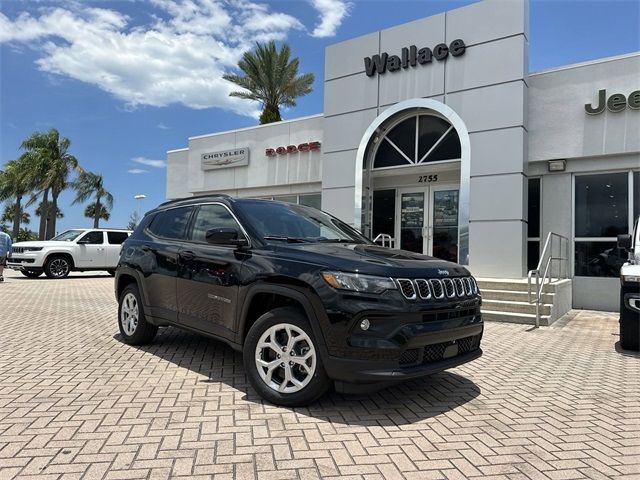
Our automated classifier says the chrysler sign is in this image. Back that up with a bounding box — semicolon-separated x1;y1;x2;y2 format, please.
201;147;249;170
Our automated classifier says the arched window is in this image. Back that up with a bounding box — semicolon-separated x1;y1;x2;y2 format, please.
373;114;461;169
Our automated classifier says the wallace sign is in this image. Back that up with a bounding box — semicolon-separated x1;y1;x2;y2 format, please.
364;39;466;77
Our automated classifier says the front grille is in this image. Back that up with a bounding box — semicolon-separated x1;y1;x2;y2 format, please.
394;276;478;301
463;277;473;295
399;334;482;369
423;342;448;363
12;247;24;254
399;348;419;366
443;278;455;298
397;279;416;299
415;279;431;299
430;279;444;299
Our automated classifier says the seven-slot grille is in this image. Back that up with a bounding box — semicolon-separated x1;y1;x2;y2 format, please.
396;276;478;301
12;247;25;254
396;279;416;299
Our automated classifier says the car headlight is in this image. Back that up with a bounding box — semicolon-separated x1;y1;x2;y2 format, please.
23;247;43;252
622;275;640;283
321;271;396;294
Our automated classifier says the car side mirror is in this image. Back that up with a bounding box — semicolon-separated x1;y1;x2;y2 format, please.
77;237;90;244
205;228;248;248
617;234;632;252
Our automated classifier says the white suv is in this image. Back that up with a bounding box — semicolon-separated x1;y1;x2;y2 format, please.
8;228;132;279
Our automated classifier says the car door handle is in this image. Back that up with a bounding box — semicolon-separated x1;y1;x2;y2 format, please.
179;250;196;262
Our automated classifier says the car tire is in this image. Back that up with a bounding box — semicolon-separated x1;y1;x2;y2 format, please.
243;306;330;407
44;255;72;279
620;316;640;351
20;269;42;278
107;269;116;276
118;284;158;345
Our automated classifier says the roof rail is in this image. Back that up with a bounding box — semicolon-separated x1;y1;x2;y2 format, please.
157;193;233;208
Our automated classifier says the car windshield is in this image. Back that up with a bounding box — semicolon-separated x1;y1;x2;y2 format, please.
236;200;370;244
51;229;84;242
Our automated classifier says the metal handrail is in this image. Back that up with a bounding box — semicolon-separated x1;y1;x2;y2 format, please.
373;233;394;248
527;232;569;328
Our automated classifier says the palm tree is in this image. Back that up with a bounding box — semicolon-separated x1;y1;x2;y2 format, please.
84;204;110;222
20;129;79;239
1;203;30;225
35;202;63;221
223;41;314;124
72;171;113;228
0;158;32;240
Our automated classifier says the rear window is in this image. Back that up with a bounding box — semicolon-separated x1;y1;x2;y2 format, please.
148;207;193;240
107;231;129;244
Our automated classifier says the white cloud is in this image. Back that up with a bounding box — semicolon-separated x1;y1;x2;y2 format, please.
309;0;351;38
157;123;170;130
0;0;344;116
132;157;166;168
128;168;149;174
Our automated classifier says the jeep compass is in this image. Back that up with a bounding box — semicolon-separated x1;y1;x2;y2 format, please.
115;195;483;406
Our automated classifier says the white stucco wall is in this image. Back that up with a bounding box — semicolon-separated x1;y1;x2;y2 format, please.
528;53;640;162
166;114;323;199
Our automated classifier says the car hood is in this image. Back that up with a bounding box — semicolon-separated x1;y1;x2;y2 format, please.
12;240;75;248
268;242;469;278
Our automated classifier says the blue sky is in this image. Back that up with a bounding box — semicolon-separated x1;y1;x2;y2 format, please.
1;0;639;234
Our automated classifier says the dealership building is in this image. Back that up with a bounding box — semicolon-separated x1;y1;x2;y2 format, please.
167;0;639;314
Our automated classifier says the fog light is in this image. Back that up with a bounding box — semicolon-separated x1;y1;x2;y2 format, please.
360;318;370;331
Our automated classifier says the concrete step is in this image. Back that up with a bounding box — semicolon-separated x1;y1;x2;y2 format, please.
482;310;551;326
482;299;552;316
481;288;555;303
476;278;559;294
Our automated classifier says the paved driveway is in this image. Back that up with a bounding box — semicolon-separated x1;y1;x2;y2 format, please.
0;270;639;480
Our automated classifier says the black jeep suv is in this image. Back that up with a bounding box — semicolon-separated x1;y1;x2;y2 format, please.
115;195;483;406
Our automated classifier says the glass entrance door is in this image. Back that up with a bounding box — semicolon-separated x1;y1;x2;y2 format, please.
431;188;459;262
393;186;459;259
397;189;427;254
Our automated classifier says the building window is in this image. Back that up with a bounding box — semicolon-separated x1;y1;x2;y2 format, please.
527;178;541;271
574;172;628;277
373;114;460;169
372;189;395;242
266;193;322;210
299;193;321;210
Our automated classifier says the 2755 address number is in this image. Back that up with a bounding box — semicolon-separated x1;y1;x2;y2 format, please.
418;174;438;183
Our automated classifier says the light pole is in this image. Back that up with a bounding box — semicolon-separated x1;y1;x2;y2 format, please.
134;194;146;222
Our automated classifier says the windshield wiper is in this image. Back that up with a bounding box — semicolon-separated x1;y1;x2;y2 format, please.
263;236;310;243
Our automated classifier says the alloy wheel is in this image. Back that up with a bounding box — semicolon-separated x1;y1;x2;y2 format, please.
49;258;70;278
121;293;139;336
255;323;316;394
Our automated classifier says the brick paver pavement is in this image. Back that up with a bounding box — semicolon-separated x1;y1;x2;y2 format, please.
0;270;639;480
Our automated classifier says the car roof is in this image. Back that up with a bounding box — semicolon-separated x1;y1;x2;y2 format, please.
65;228;132;232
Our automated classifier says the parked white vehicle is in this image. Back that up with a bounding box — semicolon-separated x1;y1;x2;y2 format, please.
7;228;132;279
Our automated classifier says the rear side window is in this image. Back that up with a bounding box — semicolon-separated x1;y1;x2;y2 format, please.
148;207;193;240
107;231;129;244
191;204;243;243
79;231;104;244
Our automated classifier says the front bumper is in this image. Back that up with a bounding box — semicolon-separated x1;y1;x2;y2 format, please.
322;317;483;386
7;257;41;270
